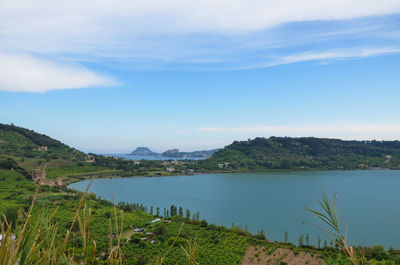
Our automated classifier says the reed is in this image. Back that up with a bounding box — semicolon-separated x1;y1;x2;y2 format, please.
304;192;360;265
0;182;124;265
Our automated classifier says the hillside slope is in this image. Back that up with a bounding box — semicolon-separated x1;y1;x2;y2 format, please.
0;123;85;170
201;137;400;170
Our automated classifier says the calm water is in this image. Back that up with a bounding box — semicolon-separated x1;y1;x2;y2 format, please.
69;170;400;248
101;154;206;161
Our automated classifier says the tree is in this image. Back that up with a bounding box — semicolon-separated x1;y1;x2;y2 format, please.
185;209;190;219
305;233;310;246
170;205;177;217
255;229;266;240
150;206;153;215
370;245;389;260
179;207;183;217
318;236;321;249
298;234;304;246
284;230;288;243
156;207;160;217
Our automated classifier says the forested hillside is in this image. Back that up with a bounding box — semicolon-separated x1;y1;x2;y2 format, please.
201;137;400;170
0;123;85;171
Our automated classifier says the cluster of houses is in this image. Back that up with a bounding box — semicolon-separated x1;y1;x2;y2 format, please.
132;218;164;244
36;146;48;151
166;167;175;173
162;160;184;166
85;154;95;163
31;169;63;186
217;162;230;169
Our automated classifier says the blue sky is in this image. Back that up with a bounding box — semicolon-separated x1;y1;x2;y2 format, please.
1;1;400;153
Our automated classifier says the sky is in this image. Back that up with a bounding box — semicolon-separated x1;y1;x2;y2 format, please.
1;0;400;153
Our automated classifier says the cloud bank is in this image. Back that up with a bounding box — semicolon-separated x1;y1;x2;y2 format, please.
1;1;400;57
1;0;400;90
0;53;115;92
2;0;400;37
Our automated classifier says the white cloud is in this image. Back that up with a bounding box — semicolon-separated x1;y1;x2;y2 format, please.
0;53;116;92
0;1;399;72
235;47;400;69
274;47;400;66
1;0;400;37
1;1;400;56
197;124;400;140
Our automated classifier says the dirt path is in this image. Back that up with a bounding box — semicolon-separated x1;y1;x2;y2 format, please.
242;246;326;265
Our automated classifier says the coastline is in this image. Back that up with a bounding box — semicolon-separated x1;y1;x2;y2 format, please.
63;166;397;187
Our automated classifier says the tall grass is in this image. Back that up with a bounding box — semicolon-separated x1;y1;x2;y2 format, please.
304;192;361;265
0;182;124;265
0;183;200;264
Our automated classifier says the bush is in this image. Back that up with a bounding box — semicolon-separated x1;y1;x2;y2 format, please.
200;220;208;227
168;236;187;247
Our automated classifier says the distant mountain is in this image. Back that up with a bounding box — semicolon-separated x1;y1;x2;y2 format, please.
128;147;219;158
162;148;219;158
129;147;160;156
202;137;400;170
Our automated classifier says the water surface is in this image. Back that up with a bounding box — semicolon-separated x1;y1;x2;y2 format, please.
69;170;400;248
101;154;205;161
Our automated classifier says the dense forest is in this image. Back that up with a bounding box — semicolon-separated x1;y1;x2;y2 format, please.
200;137;400;170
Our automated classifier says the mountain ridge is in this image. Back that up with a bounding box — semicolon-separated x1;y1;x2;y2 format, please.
202;136;400;170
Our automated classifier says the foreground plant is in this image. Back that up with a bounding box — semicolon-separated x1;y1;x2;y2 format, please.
150;223;201;265
0;182;124;265
304;192;360;265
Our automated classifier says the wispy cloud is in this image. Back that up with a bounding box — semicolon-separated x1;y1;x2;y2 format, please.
0;53;116;93
0;0;399;72
198;123;400;140
267;47;400;67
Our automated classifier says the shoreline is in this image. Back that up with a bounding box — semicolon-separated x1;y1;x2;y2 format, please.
64;166;397;187
64;168;400;249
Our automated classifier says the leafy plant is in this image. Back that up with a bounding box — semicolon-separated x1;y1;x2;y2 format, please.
304;192;359;265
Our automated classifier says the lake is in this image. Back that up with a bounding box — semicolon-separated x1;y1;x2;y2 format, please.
100;154;206;161
68;170;400;248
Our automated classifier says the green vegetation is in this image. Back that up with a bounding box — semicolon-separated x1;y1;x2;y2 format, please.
305;192;400;265
0;123;85;171
0;170;251;264
201;137;400;170
2;123;400;264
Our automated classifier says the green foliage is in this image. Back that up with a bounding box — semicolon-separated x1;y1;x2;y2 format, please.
0;123;85;171
298;234;304;246
2;124;400;264
0;169;35;213
201;137;400;170
46;165;120;179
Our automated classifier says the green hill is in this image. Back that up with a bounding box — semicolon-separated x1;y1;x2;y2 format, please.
0;123;85;171
201;137;400;170
2;125;400;264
